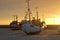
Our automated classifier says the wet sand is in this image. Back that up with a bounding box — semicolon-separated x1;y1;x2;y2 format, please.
0;28;60;40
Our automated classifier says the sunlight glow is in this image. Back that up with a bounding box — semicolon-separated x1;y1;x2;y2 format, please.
54;17;60;24
1;17;60;25
45;17;60;25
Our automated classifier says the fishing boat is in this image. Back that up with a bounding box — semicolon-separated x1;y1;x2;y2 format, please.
19;0;47;35
9;15;20;30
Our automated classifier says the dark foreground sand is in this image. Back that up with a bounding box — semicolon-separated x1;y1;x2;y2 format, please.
0;28;60;40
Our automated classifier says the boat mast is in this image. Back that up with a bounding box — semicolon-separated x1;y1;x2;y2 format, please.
42;12;44;21
25;12;27;20
13;15;18;21
36;7;38;21
27;0;31;22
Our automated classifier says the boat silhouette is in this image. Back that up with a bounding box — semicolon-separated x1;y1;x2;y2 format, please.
19;0;47;35
9;0;47;34
9;15;20;30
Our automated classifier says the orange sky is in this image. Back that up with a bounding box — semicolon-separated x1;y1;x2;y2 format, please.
0;0;60;25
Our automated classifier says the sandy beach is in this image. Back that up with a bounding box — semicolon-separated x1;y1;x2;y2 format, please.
0;28;60;40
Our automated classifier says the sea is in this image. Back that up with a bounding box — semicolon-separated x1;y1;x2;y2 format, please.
0;25;60;40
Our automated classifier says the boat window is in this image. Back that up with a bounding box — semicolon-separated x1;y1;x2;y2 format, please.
30;25;34;27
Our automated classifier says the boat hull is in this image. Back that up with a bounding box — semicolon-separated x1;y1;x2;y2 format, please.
9;21;20;30
21;22;42;35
